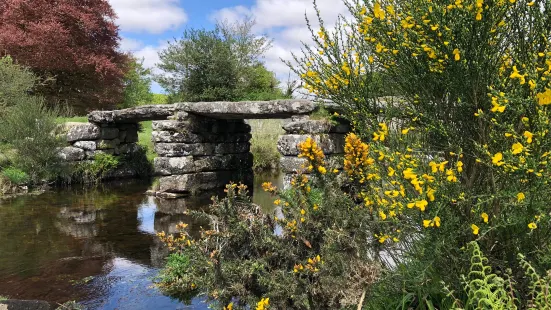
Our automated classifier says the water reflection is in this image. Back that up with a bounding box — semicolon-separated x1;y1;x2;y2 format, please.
0;173;282;309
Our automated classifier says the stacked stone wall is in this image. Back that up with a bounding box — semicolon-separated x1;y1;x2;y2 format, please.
277;118;350;188
152;112;253;196
60;122;140;162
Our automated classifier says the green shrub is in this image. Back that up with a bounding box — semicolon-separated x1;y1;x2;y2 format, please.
73;153;120;184
0;56;37;113
156;253;197;304
157;174;381;309
0;95;66;183
1;167;29;185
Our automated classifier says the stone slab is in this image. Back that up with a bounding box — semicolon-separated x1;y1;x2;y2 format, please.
100;127;119;139
177;99;317;119
66;123;100;142
159;172;235;193
154;156;195;176
193;153;253;172
155;143;215;157
283;120;350;134
73;141;97;151
277;134;345;156
88;104;176;123
152;131;205;144
58;146;85;161
214;142;250;155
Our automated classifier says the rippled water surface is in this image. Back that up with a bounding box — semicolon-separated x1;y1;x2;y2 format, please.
0;173;282;309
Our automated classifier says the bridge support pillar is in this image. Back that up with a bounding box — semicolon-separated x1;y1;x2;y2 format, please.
277;117;351;189
151;112;253;197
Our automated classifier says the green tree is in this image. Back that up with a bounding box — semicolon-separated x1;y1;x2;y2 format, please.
156;19;286;102
120;57;153;108
0;56;37;113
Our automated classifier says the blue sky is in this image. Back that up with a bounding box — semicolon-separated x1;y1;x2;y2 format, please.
109;0;349;93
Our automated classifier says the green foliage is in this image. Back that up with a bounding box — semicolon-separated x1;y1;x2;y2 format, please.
249;119;283;171
157;174;381;309
0;295;7;301
0;56;37;113
151;93;169;104
1;167;29;185
137;121;155;162
55;116;88;124
0;95;66;183
120;57;153;108
73;153;119;184
156;19;286;103
157;253;197;304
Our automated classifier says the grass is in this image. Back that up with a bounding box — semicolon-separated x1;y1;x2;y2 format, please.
138;120;155;161
55;116;88;124
249;119;284;171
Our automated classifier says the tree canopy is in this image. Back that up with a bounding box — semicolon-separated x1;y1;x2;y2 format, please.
0;0;128;112
156;19;286;103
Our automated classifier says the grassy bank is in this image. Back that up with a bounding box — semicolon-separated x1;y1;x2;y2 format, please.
249;119;283;172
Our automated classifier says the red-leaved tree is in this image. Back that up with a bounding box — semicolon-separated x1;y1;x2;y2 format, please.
0;0;128;112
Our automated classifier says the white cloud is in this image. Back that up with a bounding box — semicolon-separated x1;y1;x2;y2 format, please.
119;37;143;51
211;0;349;86
109;0;188;34
211;0;348;32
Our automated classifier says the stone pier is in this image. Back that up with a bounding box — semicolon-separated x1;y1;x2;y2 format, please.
277;117;350;187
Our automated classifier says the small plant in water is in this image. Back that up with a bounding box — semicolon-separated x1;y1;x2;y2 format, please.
1;167;29;185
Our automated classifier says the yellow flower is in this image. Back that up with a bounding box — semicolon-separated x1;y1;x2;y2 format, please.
401;128;410;134
274;199;281;205
492;153;504;166
536;89;551;105
512;142;524;155
318;166;327;174
373;2;386;20
379;210;387;220
256;298;270;310
528;222;537;230
333;168;339;173
300;209;306;215
510;66;526;84
224;302;234;310
453;48;460;61
423;219;431;228
481;212;489;223
471;224;480;235
415;199;428;211
517;192;525;202
523;131;533;143
434;216;441;227
313;204;319;210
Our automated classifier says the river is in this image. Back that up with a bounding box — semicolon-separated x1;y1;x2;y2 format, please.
0;173;282;309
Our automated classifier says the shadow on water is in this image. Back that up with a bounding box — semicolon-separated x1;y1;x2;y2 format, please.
0;172;283;309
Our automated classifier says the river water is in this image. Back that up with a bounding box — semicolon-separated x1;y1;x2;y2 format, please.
0;173;282;309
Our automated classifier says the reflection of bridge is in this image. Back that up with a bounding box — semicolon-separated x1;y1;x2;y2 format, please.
62;100;350;197
55;193;212;268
